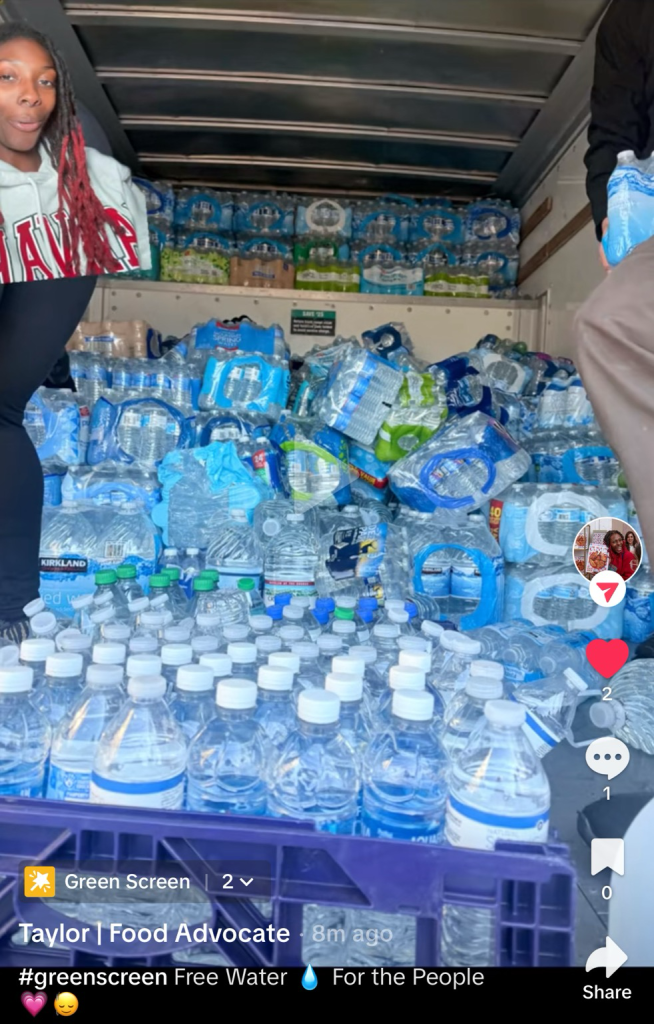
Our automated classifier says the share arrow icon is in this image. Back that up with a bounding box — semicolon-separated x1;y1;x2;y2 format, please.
597;581;620;603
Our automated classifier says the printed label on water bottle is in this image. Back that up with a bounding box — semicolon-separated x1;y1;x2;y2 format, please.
507;697;560;757
216;566;262;591
445;796;549;850
361;812;442;844
325;524;387;581
47;762;92;802
89;771;185;809
264;577;316;604
488;498;504;542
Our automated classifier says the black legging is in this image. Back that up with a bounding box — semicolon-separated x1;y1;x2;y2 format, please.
0;276;97;621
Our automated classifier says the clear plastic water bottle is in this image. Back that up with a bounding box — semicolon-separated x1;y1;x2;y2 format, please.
102;620;131;644
169;664;216;741
588;661;654;754
32;652;84;729
70;594;96;635
182;547;205;598
254;634;282;664
443;700;550;967
317;634;343;673
91;675;187;807
20;638;55;689
116;563;145;603
331;618;357;650
281;605;309;636
162;547;182;572
376;665;427;727
252;664;296;751
269;651;301;681
127;596;150;631
431;632;482;705
198;651;233;685
94;569;129;617
160;566;189;619
441;662;504;758
192;634;219;656
0;665;51;797
512;668;588;757
325;671;373;759
369;623;402;681
129;633;159;655
348;645;383;704
47;664;125;802
362;688;447;842
226;642;258;681
238;578;267;616
160;644;193;694
290;642;322;698
279;624;306;649
29;609;59;641
269;689;360;833
264;512;319;605
126;652;163;683
249;614;274;637
186;678;268;814
164;624;193;645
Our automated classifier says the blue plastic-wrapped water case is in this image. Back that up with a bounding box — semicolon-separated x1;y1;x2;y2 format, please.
199;354;289;418
88;396;195;466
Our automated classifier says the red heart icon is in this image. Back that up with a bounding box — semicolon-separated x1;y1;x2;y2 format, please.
586;639;629;679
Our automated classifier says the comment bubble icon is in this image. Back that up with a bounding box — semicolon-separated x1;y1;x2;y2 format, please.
586;737;630;780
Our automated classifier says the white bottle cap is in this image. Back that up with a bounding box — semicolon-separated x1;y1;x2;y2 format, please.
191;635;219;654
290;596;311;609
399;650;431;673
348;644;377;665
332;655;365;678
373;623;400;639
94;591;114;608
45;652;83;678
102;622;131;643
31;611;58;636
140;611;165;628
0;645;18;668
326;672;363;702
227;642;257;665
398;636;430;653
177;664;214;692
389;665;426;691
470;660;504;681
249;615;273;633
256;635;282;655
258;665;294;692
150;594;170;612
126;653;162;677
70;594;95;611
422;621;445;640
282;605;304;622
163;625;192;644
386;599;406;612
589;699;624;731
20;638;56;662
86;663;124;686
129;635;159;654
484;699;526;728
269;651;300;674
24;598;46;617
196;613;222;631
93;642;127;666
161;644;193;667
216;677;257;710
290;642;319;660
199;652;233;678
223;624;249;642
128;675;167;700
298;688;340;725
393;689;434;722
287;513;305;523
465;676;503;700
440;632;482;655
279;625;305;643
128;597;150;613
335;596;357;610
0;665;33;693
564;668;589;692
317;636;343;654
332;620;356;636
388;609;410;624
56;630;92;653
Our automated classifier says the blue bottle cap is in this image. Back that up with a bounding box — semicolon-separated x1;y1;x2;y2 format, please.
274;593;292;606
267;605;283;621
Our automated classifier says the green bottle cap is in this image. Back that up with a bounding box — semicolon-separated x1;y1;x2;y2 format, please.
334;607;355;620
193;577;215;592
162;566;181;582
116;565;137;580
95;569;117;585
149;574;171;589
238;579;255;591
199;569;220;582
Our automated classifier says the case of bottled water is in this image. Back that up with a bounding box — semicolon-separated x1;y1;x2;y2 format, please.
89;395;195;466
313;343;404;445
24;388;90;465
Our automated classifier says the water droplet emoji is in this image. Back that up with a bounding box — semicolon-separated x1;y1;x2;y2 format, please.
301;964;318;990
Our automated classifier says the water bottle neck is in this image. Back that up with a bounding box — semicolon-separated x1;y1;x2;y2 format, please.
299;720;339;739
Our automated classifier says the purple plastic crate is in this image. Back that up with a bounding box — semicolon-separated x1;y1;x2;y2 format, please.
0;798;575;968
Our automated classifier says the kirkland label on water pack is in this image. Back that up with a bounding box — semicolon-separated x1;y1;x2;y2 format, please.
290;310;336;337
445;796;549;850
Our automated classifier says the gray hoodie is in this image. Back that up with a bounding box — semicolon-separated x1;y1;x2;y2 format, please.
0;144;150;282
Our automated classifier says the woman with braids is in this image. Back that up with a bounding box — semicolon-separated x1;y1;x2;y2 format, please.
0;23;149;642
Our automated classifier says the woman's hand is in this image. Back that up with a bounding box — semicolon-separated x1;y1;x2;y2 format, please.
599;217;610;272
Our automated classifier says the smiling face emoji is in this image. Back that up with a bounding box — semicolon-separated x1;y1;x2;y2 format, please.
54;992;78;1016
